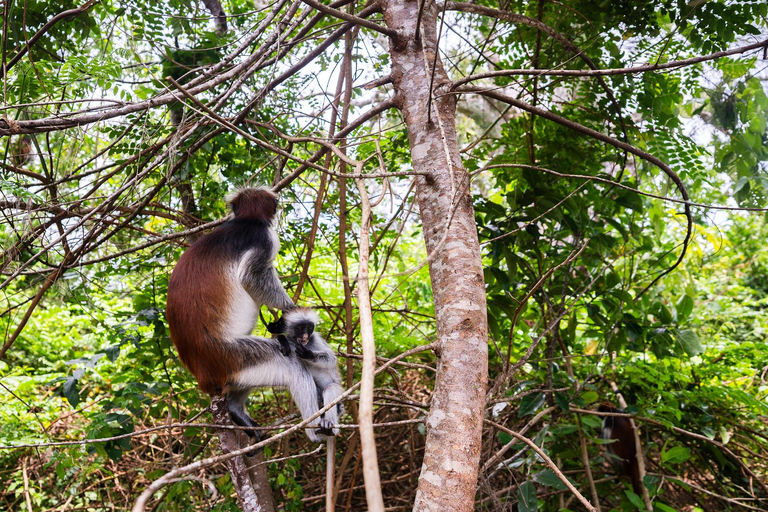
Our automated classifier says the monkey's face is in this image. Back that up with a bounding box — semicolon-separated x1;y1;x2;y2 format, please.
289;320;315;346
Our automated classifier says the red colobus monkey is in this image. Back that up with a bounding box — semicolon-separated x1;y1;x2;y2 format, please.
166;187;325;443
277;308;344;436
599;403;642;494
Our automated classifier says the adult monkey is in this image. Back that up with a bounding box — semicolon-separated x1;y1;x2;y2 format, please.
166;187;325;443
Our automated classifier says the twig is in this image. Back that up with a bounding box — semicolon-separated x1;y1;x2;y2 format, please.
485;420;597;512
299;0;398;38
452;38;768;86
22;459;33;512
1;0;99;77
477;163;768;212
326;436;336;512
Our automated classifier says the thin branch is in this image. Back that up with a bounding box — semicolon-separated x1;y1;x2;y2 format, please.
446;1;628;140
1;0;99;77
299;0;398;38
354;175;386;512
477;163;768;212
485;420;597;512
452;38;768;87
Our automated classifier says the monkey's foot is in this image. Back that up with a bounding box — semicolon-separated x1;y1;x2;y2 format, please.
317;418;336;437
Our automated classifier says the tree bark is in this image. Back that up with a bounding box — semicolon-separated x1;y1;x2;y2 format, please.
210;396;276;512
380;1;489;511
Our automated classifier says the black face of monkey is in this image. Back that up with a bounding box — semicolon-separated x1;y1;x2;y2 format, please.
289;320;315;345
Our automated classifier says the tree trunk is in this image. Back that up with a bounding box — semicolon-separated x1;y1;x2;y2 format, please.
210;396;276;512
380;1;489;511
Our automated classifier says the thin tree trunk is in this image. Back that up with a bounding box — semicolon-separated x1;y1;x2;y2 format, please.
380;1;489;511
210;396;275;512
355;179;386;512
245;453;277;512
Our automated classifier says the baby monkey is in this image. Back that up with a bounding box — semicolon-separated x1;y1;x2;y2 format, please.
271;308;344;436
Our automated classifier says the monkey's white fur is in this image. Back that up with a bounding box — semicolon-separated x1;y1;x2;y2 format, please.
284;307;321;326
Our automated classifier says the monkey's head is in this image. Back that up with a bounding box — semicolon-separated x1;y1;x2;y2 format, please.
227;187;279;222
598;402;620;413
283;308;320;346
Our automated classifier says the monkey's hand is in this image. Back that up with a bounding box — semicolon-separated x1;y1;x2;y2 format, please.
266;316;286;334
277;334;292;357
294;343;317;361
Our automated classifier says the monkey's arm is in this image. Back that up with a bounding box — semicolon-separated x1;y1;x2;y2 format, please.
276;334;292;357
294;343;318;361
241;259;295;311
296;345;339;370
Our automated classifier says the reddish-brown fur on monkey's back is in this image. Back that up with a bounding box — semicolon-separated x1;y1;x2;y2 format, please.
166;187;277;394
166;242;235;395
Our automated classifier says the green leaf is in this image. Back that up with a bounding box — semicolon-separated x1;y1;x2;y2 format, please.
625;489;644;509
497;431;513;445
675;295;694;323
661;446;691;464
675;330;703;356
518;392;545;417
62;377;80;408
651;302;673;324
532;469;570;490
517;481;538;512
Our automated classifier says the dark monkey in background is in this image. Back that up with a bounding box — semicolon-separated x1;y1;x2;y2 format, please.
166;187;326;443
599;403;642;494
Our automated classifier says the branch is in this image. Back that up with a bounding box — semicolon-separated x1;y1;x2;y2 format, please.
477;163;768;212
1;0;99;78
452;38;768;87
273;98;396;191
0;264;64;359
354;176;386;512
485;420;597;512
209;396;271;512
446;1;628;139
299;0;398;38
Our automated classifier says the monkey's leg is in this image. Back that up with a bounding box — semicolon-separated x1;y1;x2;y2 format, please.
226;390;264;456
232;342;324;443
283;363;324;443
320;383;344;436
315;385;334;437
